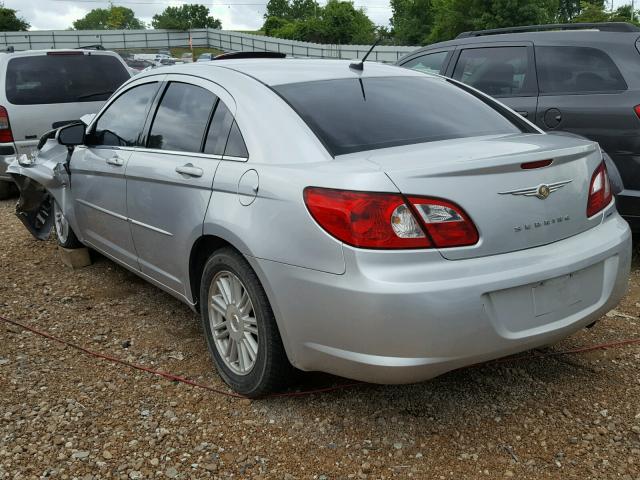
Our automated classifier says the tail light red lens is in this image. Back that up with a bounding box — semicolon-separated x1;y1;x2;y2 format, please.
303;187;479;249
587;161;612;217
0;106;13;143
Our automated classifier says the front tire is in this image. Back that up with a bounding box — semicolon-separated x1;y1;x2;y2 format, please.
53;200;82;249
200;247;294;397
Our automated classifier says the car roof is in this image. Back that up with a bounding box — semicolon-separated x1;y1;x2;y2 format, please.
0;48;121;57
146;58;424;86
409;30;640;52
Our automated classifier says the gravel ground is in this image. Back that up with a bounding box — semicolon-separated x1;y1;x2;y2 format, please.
1;197;640;480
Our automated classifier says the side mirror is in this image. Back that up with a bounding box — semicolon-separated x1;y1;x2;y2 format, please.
57;123;85;147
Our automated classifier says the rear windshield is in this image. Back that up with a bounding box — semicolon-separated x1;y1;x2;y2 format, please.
6;54;130;105
273;76;523;156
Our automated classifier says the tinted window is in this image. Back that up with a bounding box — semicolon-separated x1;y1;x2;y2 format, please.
204;101;234;155
403;51;448;75
536;46;627;94
452;47;533;96
92;82;158;147
148;83;216;152
274;76;522;156
6;54;130;105
225;121;248;158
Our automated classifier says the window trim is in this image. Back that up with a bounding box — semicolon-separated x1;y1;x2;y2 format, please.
449;42;538;99
534;45;628;96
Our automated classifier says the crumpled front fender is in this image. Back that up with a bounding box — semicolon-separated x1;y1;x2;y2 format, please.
7;140;72;241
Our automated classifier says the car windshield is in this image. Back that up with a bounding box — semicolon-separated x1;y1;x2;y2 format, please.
273;76;524;156
6;54;130;105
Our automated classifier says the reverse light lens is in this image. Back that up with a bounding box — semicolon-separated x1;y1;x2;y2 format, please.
409;197;479;247
304;187;479;249
587;161;613;217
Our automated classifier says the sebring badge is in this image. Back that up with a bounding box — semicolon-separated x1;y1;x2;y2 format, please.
498;179;572;200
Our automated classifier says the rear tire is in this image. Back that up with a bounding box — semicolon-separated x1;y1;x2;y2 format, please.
0;181;17;200
53;200;82;249
200;247;294;397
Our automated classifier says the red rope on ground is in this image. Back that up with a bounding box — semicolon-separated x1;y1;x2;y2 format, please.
1;314;639;399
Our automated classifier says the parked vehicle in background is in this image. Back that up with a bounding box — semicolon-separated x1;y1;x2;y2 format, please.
8;59;630;397
0;48;131;199
125;58;155;75
197;52;213;62
398;22;640;231
180;52;194;63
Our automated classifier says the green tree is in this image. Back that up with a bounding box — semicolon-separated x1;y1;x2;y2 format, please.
264;0;292;19
0;3;28;31
73;5;145;30
390;0;436;45
152;4;222;30
290;0;320;19
429;0;558;43
571;0;608;22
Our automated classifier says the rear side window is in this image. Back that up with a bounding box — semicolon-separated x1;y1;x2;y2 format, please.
148;82;217;153
91;82;159;147
403;51;448;75
274;76;522;156
452;47;534;96
204;101;234;155
5;54;130;105
224;121;248;158
536;46;627;94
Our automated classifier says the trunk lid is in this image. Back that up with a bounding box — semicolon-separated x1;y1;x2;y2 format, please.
366;133;604;260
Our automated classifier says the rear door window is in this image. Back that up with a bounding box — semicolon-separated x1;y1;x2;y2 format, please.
5;54;130;105
452;47;534;97
402;51;449;75
147;82;217;153
536;46;627;94
204;101;234;155
274;76;523;156
91;82;159;147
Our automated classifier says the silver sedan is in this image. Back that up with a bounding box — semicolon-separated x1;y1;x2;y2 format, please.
9;59;631;397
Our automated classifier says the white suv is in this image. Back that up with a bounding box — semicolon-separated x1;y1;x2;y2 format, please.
0;49;131;198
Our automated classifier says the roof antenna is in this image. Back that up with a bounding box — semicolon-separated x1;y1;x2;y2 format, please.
349;36;381;71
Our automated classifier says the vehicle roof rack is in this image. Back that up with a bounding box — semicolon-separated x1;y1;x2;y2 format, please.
77;44;105;50
213;51;286;60
456;22;640;38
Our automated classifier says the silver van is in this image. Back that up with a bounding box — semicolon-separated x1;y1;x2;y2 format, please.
0;49;131;198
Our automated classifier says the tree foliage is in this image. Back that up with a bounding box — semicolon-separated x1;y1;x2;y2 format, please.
390;0;436;45
263;0;375;44
152;4;222;30
0;3;28;31
72;5;145;30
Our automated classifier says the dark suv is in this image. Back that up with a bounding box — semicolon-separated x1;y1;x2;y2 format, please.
397;22;640;231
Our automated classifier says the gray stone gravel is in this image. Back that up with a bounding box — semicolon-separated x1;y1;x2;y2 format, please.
1;197;640;479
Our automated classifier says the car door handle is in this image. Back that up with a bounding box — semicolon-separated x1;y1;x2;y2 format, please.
516;111;528;117
106;155;124;166
175;163;203;178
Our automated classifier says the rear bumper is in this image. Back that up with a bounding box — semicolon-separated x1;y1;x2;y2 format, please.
252;210;631;384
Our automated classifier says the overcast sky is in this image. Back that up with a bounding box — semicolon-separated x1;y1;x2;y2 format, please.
3;0;635;31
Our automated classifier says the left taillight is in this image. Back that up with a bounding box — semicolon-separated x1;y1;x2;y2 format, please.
303;187;478;249
0;106;13;143
587;161;612;217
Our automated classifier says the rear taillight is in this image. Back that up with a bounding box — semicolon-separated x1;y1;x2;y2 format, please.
634;105;640;119
303;187;478;249
0;106;13;143
587;161;612;217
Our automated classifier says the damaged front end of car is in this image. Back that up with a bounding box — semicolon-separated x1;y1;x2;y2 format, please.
7;128;74;240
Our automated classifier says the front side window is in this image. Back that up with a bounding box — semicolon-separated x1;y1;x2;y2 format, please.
6;54;130;105
403;51;448;75
452;47;533;97
91;82;159;147
274;76;523;156
148;82;217;152
536;46;627;94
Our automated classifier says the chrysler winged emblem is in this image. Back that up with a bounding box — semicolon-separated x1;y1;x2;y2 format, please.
498;180;572;200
